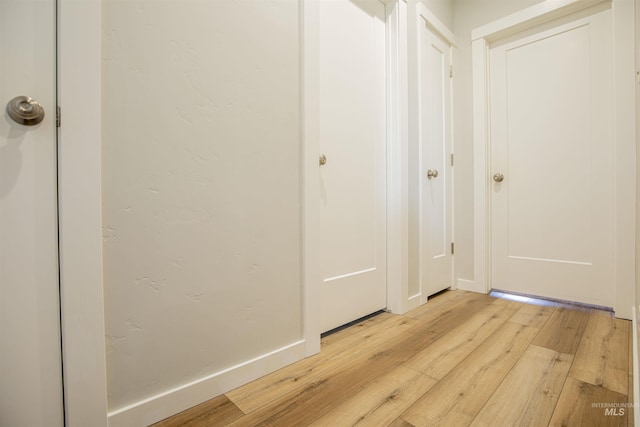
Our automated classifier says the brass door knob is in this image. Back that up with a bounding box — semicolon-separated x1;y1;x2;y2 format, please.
493;173;504;183
427;169;439;179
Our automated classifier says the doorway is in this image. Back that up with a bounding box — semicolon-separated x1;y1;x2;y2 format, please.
472;0;636;316
318;0;388;333
490;7;614;307
417;9;455;302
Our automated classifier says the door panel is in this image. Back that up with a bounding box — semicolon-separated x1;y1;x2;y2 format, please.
0;1;63;426
490;9;614;307
319;0;387;332
419;21;453;300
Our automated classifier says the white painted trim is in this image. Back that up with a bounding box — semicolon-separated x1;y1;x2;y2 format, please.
612;0;636;320
472;38;490;295
471;0;636;318
302;0;321;357
107;340;306;427
417;3;457;47
57;1;108;426
417;7;426;307
457;278;485;294
632;307;639;427
472;0;609;41
386;0;411;315
407;293;421;312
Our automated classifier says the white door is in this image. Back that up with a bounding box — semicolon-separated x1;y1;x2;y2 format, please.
319;0;387;332
418;20;453;301
489;9;614;307
0;1;63;426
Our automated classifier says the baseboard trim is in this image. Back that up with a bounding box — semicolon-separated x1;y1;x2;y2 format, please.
633;306;639;427
107;339;306;427
407;293;421;311
457;278;486;293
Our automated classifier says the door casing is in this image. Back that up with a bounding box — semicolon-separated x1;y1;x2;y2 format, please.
57;0;108;425
471;0;636;319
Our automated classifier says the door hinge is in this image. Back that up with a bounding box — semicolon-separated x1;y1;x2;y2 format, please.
451;242;454;255
56;106;60;128
449;65;453;78
451;153;454;166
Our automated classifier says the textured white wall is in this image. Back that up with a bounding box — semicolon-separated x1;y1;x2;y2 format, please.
452;0;545;283
101;0;301;411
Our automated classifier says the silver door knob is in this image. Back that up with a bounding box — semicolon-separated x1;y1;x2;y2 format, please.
427;169;439;179
319;154;327;166
493;173;504;183
6;96;45;126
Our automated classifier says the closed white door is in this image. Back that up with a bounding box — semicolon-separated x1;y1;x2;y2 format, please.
319;0;387;332
418;21;453;301
489;9;614;307
0;1;63;426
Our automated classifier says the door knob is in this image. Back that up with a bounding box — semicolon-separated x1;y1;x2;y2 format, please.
6;96;45;126
319;154;327;166
427;169;439;179
493;173;504;183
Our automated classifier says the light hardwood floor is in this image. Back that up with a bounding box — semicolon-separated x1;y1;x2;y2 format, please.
152;290;633;427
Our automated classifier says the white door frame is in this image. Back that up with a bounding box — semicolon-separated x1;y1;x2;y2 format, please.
386;0;412;316
472;0;636;319
417;4;456;47
303;0;410;355
57;0;108;425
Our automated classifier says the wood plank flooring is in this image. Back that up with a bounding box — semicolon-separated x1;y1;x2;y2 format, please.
152;290;633;427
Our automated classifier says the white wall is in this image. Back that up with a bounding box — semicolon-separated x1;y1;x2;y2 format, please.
451;0;545;283
101;0;302;418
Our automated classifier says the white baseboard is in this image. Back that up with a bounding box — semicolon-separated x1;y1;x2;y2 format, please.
107;340;306;427
407;293;421;311
457;278;486;294
633;307;639;427
387;293;422;315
